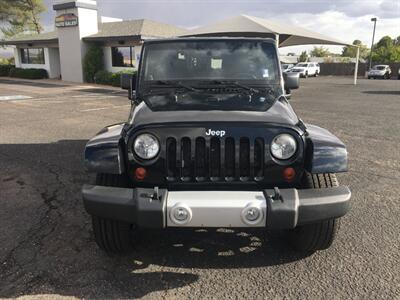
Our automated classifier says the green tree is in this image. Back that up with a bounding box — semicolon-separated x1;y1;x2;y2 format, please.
83;45;104;83
342;40;370;59
371;36;400;63
394;36;400;46
376;36;393;48
298;51;308;62
310;46;330;57
0;0;45;37
0;56;15;64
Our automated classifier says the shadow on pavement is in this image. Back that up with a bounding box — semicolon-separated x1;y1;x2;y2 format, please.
362;90;400;95
0;78;69;88
127;228;310;270
0;140;309;298
76;87;127;96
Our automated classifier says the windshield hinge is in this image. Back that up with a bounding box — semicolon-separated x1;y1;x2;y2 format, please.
297;119;307;133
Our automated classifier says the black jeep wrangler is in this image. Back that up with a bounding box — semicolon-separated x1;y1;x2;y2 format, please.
82;38;350;254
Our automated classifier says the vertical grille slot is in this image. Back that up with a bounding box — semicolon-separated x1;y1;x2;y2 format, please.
240;138;250;179
181;137;191;181
254;138;264;180
224;137;235;180
209;137;221;180
195;137;206;181
165;135;265;183
166;138;177;180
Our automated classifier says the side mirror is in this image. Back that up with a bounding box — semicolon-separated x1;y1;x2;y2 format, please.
120;73;137;101
283;72;300;96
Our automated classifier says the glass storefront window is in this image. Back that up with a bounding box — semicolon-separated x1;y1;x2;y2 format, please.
111;46;135;67
20;48;45;64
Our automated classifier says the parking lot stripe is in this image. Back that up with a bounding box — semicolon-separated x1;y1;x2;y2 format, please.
80;105;130;112
0;95;33;101
71;94;120;98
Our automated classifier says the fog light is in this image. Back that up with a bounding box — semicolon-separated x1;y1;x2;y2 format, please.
135;167;147;180
170;203;192;225
241;203;263;225
283;167;296;182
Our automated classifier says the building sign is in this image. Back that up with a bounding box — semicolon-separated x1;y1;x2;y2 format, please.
55;14;78;28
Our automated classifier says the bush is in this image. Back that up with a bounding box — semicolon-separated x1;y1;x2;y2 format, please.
83;46;104;83
0;57;15;65
0;65;15;76
8;67;48;79
94;70;136;87
93;70;113;85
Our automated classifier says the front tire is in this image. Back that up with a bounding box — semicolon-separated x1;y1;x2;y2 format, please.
91;173;135;254
287;173;340;252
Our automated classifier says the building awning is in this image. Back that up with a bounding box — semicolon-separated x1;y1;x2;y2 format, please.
181;15;362;84
0;31;58;46
181;15;351;47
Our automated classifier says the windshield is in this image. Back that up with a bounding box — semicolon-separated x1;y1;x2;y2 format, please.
141;40;279;83
139;40;281;112
296;63;308;67
373;66;385;70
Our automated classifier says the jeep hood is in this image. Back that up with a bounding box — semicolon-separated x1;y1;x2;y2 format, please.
130;101;299;127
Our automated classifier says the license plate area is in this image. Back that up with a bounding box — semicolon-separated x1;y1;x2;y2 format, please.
166;191;266;227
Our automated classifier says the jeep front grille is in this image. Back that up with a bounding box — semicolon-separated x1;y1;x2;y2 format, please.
166;137;265;182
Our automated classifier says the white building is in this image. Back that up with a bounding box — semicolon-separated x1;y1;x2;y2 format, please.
0;0;186;82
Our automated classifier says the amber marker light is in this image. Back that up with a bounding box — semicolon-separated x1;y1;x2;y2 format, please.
135;167;147;180
283;167;296;182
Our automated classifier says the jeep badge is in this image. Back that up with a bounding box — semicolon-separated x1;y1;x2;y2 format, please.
205;129;226;137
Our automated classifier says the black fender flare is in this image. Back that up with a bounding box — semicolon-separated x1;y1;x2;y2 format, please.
84;123;126;174
304;124;348;173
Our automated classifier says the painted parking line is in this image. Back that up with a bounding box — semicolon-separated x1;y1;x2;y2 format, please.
0;95;33;101
71;94;121;98
80;105;130;112
3;95;123;102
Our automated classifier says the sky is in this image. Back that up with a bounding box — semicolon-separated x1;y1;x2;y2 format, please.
1;0;399;57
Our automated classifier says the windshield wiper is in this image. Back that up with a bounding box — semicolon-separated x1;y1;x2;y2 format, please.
211;80;260;94
153;80;199;92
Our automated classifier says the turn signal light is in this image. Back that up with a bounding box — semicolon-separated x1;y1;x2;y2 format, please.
135;167;147;180
283;167;296;182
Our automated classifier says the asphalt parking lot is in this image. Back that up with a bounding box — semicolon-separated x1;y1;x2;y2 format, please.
0;76;399;299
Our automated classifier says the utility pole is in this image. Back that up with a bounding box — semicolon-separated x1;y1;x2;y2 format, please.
369;17;377;70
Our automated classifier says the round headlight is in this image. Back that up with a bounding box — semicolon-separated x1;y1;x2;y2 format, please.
270;134;297;160
134;134;160;160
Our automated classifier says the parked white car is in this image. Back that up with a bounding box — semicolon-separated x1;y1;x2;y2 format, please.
398;68;400;80
288;62;320;78
281;63;294;73
367;65;392;79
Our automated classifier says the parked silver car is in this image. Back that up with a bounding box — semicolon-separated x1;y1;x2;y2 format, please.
367;65;392;79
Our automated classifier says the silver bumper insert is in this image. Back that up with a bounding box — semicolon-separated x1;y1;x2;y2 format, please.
166;191;266;227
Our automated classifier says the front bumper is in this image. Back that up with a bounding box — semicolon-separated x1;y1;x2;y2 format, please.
289;70;305;75
368;73;385;78
82;185;351;229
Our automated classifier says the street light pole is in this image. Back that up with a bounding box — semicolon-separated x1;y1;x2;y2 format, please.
369;17;377;70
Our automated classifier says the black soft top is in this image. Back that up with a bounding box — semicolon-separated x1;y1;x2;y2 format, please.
143;37;277;45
